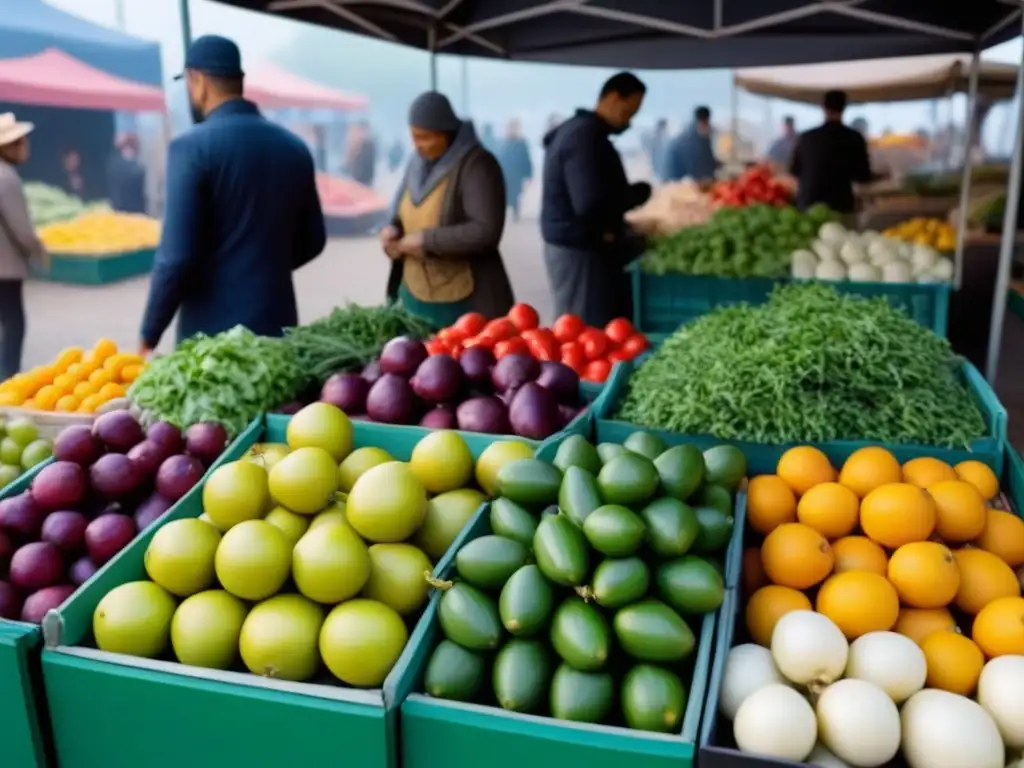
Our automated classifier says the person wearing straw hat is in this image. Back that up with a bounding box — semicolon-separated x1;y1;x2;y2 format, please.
0;112;47;379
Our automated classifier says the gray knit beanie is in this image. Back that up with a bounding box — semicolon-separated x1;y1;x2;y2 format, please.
408;91;461;132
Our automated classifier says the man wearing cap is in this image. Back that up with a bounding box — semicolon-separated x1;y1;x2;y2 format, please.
140;35;326;353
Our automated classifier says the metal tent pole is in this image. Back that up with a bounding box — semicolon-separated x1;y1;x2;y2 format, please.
730;75;739;162
179;0;193;51
985;13;1024;382
428;27;438;90
954;50;981;290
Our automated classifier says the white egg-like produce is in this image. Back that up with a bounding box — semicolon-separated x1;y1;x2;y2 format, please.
719;643;788;720
734;684;817;762
816;679;901;767
901;689;1004;768
845;631;926;703
977;654;1024;749
806;743;853;768
771;610;849;688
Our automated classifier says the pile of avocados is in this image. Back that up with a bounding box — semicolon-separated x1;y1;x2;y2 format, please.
422;431;747;733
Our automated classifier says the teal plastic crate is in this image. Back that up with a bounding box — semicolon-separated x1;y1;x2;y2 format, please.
630;267;951;337
32;248;156;285
596;360;1006;473
400;502;718;768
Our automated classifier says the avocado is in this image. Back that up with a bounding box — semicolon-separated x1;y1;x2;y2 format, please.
623;431;667;461
691;483;733;518
640;497;700;558
423;640;486;701
692;505;734;554
589;557;650;609
550;597;611;672
621;664;687;733
533;515;590;587
455;535;530;590
549;664;614;723
496;459;562;506
489;498;538;549
597;453;659;507
654;444;705;500
499;564;554;637
702;445;747;491
558;466;603;528
614;599;695;663
552;434;602;475
438;582;503;650
596;443;628;463
493;639;551;713
656;556;725;615
581;504;646;557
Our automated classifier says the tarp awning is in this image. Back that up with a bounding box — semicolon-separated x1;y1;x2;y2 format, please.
245;63;369;111
0;49;165;112
735;54;1020;104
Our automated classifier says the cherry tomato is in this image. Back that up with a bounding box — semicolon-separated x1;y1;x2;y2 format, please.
607;348;632;364
463;335;495;350
560;342;586;372
482;318;516;342
425;339;447;355
604;317;635;345
494;337;528;359
553;314;585;343
438;327;467;347
453;312;486;337
578;329;609;361
507;303;540;332
583;359;611;383
621;333;650;358
526;334;559;362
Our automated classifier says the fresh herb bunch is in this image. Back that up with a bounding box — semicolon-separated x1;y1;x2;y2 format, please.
616;283;987;447
640;203;837;278
128;326;305;437
284;302;436;382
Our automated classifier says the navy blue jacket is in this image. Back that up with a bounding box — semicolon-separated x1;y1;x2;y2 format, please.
106;153;147;214
663;124;719;182
141;100;326;348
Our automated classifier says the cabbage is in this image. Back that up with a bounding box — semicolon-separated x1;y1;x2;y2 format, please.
839;239;867;265
814;260;847;281
848;263;881;282
812;240;839;261
790;249;817;279
818;222;848;245
882;261;913;283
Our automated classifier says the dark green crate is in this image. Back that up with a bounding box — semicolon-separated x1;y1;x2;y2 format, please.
31;248;155;285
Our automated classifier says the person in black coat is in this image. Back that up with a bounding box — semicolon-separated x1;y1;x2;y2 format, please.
106;133;147;214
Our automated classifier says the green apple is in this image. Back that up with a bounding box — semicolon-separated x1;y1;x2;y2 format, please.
0;416;7;439
6;418;38;447
0;437;22;466
0;463;21;488
20;439;52;470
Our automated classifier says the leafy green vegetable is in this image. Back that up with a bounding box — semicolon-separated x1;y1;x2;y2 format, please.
616;283;986;448
128;326;305;436
284;302;436;382
640;203;837;278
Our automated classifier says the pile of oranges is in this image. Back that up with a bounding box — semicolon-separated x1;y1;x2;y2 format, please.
743;445;1024;698
0;340;145;414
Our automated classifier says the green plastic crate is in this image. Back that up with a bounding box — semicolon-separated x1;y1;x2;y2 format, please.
630;267;951;337
31;248;156;285
596;360;1006;472
400;503;718;768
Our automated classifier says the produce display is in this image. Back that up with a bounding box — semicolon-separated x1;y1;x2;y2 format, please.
424;305;649;384
317;334;591;440
615;283;986;446
640;203;837;278
129;326;306;436
721;444;1024;767
625;179;714;236
708;165;794;208
25;182;111;227
421;431;741;732
791;221;954;283
882;216;956;251
38;211;161;254
87;403;532;687
0;416;52;491
0;411;228;623
0;340;145;413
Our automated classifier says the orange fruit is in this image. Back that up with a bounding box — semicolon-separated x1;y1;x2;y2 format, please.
831;535;889;576
975;508;1024;567
77;393;105;413
91;338;118;361
54;395;78;413
952;548;1020;615
52;373;76;391
928;480;988;543
816;571;900;639
53;346;83;370
954;460;1000;501
761;522;834;589
0;392;22;407
860;483;936;548
972;596;1024;657
893;607;958;645
120;363;143;383
72;381;97;400
31;366;55;388
745;585;813;647
887;541;961;608
88;369;111;387
838;446;902;498
33;384;62;411
98;382;126;400
902;457;958;489
741;547;769;599
776;446;836;496
921;631;984;695
22;398;37;410
746;475;797;535
796;482;860;539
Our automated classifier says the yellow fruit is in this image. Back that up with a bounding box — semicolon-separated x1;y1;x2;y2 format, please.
860;483;936;548
975;508;1024;567
78;393;105;413
0;391;22;407
33;385;62;411
54;395;78;412
838;446;902;498
887;541;960;608
893;607;958;646
92;338;118;361
928;480;988;543
98;382;126;400
65;363;86;380
53;347;83;370
921;631;984;695
953;460;999;501
972;596;1024;657
952;548;1020;615
816;571;900;639
72;381;97;399
745;585;813;647
831;535;888;576
88;369;111;387
761;522;834;590
52;373;76;391
902;457;958;489
796;481;860;539
120;363;143;383
746;475;797;535
31;366;55;388
776;446;836;496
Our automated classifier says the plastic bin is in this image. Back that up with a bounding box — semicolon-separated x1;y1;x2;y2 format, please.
629;267;951;337
31;248;156;285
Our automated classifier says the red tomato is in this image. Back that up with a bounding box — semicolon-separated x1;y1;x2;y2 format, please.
526;335;559;362
553;314;585;343
604;318;635;345
482;318;516;342
607;348;632;364
494;337;528;359
507;303;540;332
463;335;495;350
583;359;611;383
453;312;486;337
578;329;609;361
425;339;447;355
621;333;650;358
437;327;467;347
560;342;586;372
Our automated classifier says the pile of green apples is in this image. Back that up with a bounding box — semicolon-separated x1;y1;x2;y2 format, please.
0;417;53;490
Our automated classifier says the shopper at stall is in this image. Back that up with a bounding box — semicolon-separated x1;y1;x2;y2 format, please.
540;71;651;326
663;106;719;183
648;118;670;181
0;113;47;379
380;91;513;325
139;35;326;353
106;133;148;214
498;119;533;222
345;120;377;187
766;116;797;171
790;90;873;215
60;148;86;200
480;123;500;157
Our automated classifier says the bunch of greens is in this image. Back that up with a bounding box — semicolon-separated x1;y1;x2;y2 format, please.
284;302;436;382
128;326;305;436
640;203;837;278
615;283;987;447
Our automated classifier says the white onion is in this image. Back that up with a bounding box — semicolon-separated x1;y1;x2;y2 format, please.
806;743;853;768
733;684;816;762
977;654;1024;749
845;631;926;704
901;689;1004;768
719;643;788;720
816;679;901;767
771;610;849;688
